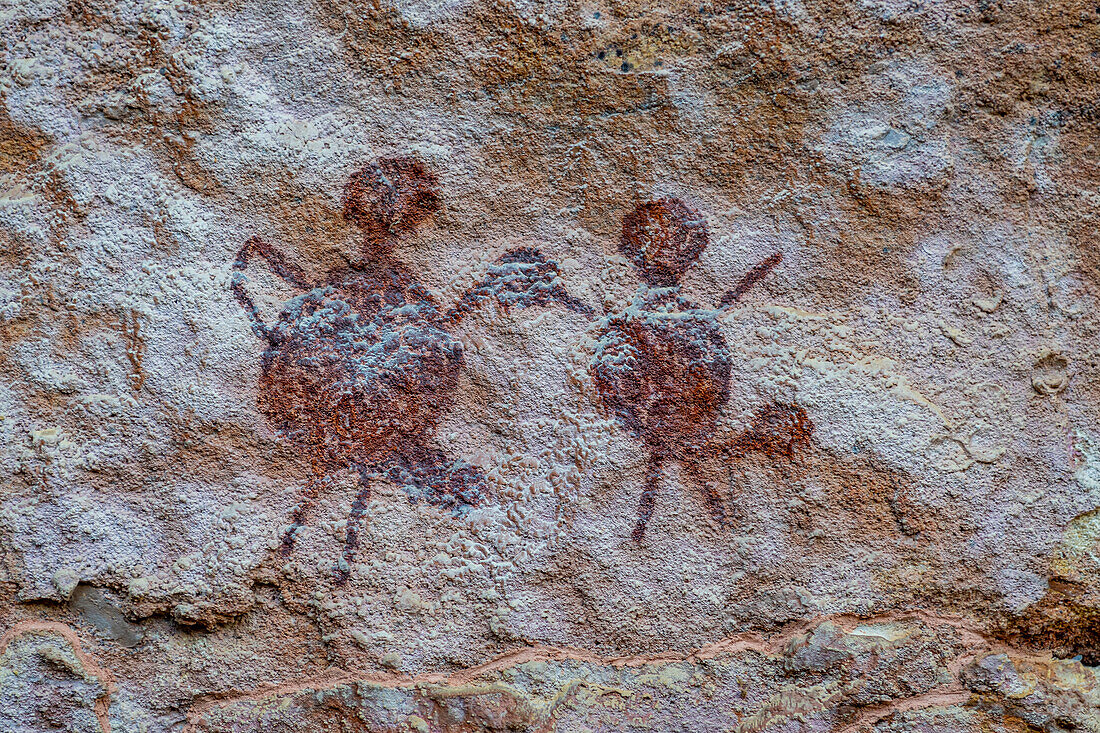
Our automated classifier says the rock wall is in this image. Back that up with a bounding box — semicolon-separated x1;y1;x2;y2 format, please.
2;0;1100;729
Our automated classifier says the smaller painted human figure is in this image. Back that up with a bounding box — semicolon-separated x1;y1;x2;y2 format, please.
232;158;591;583
589;198;812;541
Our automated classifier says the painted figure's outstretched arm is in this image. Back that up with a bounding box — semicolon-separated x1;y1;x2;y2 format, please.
719;252;783;308
230;236;313;341
447;247;593;324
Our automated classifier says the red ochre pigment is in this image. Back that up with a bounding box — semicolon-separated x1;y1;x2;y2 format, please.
232;157;589;584
590;198;810;540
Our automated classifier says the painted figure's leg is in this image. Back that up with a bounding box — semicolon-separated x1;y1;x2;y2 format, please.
684;460;729;530
633;453;663;542
334;467;372;586
279;468;334;556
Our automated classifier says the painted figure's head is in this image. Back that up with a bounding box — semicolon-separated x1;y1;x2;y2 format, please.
344;157;441;251
620;198;709;286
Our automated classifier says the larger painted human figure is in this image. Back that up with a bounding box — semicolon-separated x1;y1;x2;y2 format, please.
232;157;590;583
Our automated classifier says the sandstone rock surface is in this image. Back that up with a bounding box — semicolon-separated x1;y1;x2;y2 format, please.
2;0;1100;729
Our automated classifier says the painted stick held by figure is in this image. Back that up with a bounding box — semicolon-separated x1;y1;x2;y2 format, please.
231;157;591;584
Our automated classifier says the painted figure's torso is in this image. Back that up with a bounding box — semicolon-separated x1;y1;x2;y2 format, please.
258;262;464;465
591;286;731;457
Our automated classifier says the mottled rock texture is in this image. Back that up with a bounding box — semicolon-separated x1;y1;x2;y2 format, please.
2;0;1100;729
